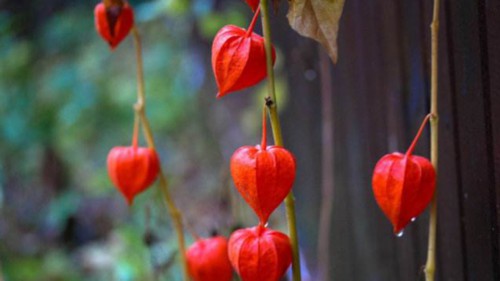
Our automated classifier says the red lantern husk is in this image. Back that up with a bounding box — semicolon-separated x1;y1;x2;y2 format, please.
372;114;436;234
94;1;134;49
212;7;276;98
107;126;160;204
186;236;233;281
228;225;292;281
230;109;296;224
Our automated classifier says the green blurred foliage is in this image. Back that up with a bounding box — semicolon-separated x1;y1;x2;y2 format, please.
0;0;284;280
0;0;296;279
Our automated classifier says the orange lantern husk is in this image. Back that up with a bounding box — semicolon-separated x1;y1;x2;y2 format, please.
228;225;292;281
372;114;436;234
230;109;296;224
107;124;160;204
212;7;276;98
94;1;134;49
186;236;233;281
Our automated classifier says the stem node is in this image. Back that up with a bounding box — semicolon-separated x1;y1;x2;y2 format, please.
430;113;438;122
265;96;274;108
134;102;144;113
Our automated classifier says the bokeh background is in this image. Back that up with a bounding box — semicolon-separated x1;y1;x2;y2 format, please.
1;0;499;281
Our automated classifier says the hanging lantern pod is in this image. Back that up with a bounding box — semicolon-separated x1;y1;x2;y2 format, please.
212;7;276;98
230;108;296;224
186;236;233;281
94;0;134;49
372;114;436;234
107;122;160;204
228;225;292;281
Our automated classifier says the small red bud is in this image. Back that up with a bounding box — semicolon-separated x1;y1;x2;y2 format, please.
372;114;436;234
94;0;134;49
186;236;233;281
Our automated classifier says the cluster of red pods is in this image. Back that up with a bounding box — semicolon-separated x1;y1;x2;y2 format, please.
188;1;295;281
96;1;294;280
187;110;295;281
187;225;292;281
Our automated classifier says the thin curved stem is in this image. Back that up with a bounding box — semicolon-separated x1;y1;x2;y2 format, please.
261;105;267;149
260;1;301;280
132;26;189;281
405;113;432;157
245;6;261;38
424;0;440;280
132;114;139;148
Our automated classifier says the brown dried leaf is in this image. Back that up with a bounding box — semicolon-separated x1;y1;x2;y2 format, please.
287;0;345;63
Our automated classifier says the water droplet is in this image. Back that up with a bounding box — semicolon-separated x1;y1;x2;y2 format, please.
264;222;269;228
411;217;416;222
396;230;404;238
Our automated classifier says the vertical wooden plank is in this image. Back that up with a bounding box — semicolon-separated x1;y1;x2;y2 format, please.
280;40;323;279
271;0;499;279
336;0;402;278
484;3;500;251
429;0;468;280
340;0;395;280
328;0;362;278
479;0;500;279
445;0;498;280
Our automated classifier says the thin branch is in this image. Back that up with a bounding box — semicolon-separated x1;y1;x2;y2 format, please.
424;0;440;280
132;26;189;281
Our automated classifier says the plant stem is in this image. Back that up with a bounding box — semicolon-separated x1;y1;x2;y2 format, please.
261;105;267;149
424;0;440;280
245;6;261;38
132;26;189;281
259;1;301;280
405;113;432;157
132;114;139;148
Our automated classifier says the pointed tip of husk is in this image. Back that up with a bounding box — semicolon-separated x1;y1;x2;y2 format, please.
216;91;229;99
125;196;134;206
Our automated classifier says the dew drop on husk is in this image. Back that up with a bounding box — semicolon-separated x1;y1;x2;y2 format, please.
396;230;404;238
411;217;416;222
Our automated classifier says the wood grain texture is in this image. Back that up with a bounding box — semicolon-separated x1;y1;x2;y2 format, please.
266;0;500;279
